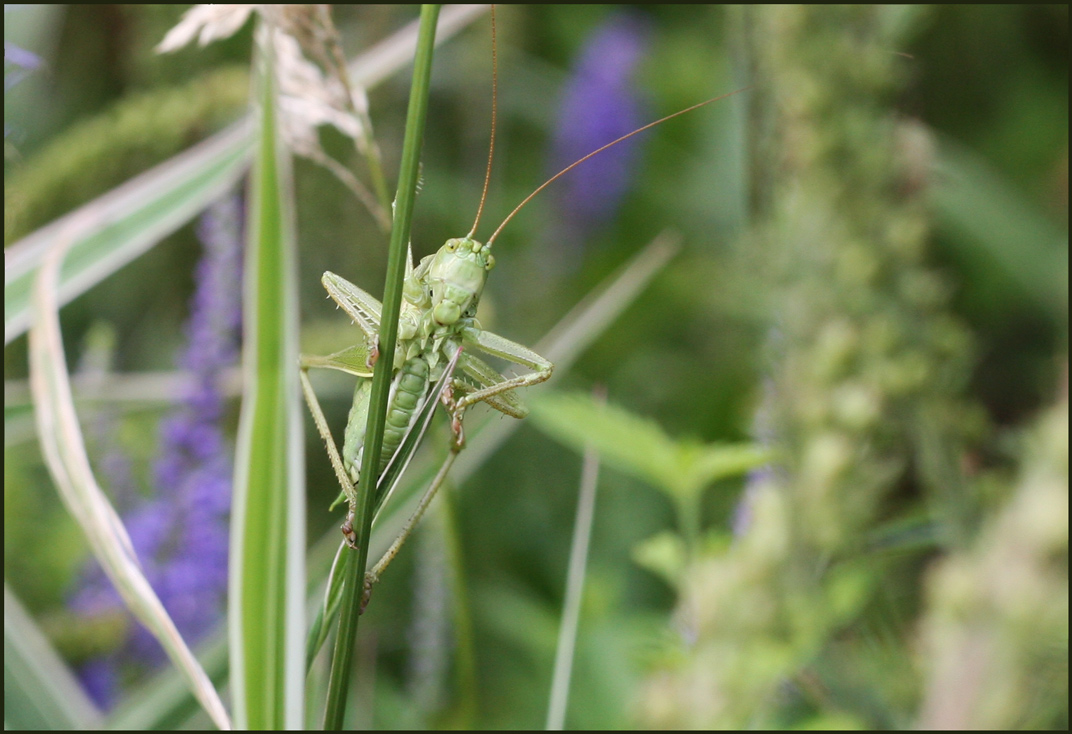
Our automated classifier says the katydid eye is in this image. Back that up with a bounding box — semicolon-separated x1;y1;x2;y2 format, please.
485;254;495;271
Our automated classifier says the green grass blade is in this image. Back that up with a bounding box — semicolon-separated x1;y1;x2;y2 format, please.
228;22;306;730
104;628;229;731
323;6;442;728
305;541;349;673
546;393;603;730
106;526;345;730
5;121;252;345
27;211;231;730
4;584;103;731
932;138;1068;319
538;231;681;367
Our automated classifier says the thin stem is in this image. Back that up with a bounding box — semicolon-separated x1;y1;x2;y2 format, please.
440;485;478;726
546;388;604;730
678;491;702;563
316;5;394;231
368;449;459;581
322;5;441;728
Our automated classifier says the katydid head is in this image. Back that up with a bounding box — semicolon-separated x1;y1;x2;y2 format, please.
427;236;495;325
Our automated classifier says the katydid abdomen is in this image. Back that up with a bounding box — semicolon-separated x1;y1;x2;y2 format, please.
342;355;431;506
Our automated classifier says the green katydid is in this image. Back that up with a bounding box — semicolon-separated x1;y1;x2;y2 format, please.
299;10;749;611
299;231;554;550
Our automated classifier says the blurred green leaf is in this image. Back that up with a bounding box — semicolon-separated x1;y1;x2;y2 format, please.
631;531;687;588
528;390;768;500
4;585;102;731
682;442;773;498
5;121;252;345
529;390;680;492
932;138;1068;321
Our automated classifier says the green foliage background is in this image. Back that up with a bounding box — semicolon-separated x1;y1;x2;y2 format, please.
5;5;1067;729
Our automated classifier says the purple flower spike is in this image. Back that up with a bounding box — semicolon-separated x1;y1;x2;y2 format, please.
70;193;243;708
549;13;651;245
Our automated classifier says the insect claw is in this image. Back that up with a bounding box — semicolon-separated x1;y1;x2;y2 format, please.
452;415;465;448
341;513;358;549
359;573;375;615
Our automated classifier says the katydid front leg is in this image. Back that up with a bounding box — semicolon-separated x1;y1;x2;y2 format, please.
299;361;363;545
455;325;553;409
454;351;529;418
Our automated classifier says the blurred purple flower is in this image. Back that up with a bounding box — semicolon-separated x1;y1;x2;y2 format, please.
70;194;243;708
4;39;41;92
549;13;651;245
5;35;43;140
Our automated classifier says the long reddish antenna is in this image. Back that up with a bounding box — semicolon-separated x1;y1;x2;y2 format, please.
486;85;751;248
467;4;498;239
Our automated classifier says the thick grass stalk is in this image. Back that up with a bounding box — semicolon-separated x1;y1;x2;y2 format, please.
322;5;442;728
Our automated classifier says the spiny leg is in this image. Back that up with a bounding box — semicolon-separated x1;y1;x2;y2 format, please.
299;359;360;545
361;443;460;614
455;352;528;418
440;374;469;448
359;376;468;613
457;326;553;410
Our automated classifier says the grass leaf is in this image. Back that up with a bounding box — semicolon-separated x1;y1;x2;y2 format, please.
228;21;306;729
27;196;231;730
